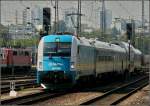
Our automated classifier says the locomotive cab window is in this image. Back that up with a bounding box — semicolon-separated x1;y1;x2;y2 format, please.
13;51;17;55
25;51;29;56
0;53;2;59
44;42;71;57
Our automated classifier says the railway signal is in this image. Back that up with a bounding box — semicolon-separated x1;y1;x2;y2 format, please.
43;7;51;35
126;23;132;40
126;21;135;41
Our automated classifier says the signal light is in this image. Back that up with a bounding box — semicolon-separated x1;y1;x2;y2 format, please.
43;7;51;26
126;23;132;40
43;7;51;34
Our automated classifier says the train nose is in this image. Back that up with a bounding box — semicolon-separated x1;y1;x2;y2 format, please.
39;71;72;84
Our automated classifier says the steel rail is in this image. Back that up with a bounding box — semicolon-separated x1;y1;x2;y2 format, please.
1;91;45;105
110;81;149;105
1;91;67;105
1;83;39;94
1;76;36;81
80;75;149;105
1;79;36;85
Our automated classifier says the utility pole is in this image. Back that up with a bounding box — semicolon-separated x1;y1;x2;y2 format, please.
56;0;59;31
77;0;81;36
16;10;18;26
54;0;56;33
149;0;150;35
0;0;1;25
54;0;59;33
14;10;18;47
101;0;106;41
141;0;144;53
131;19;135;47
66;0;82;36
79;0;81;33
66;12;83;36
142;0;144;36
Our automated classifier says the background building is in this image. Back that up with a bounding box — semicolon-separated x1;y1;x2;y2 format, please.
22;7;32;26
100;9;112;30
9;24;33;39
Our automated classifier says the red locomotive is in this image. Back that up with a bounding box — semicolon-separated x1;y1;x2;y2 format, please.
0;48;32;76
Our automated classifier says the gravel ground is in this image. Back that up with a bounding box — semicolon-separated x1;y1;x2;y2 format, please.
38;92;104;105
119;85;150;106
36;75;149;106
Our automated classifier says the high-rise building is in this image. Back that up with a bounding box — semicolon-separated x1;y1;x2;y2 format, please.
100;9;112;30
31;6;43;31
9;24;33;40
22;7;32;25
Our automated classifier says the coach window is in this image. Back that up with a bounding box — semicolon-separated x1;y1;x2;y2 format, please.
13;51;17;56
77;46;79;54
25;51;29;56
99;56;101;61
0;53;2;59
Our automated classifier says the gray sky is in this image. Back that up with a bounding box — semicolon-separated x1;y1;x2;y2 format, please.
0;0;149;28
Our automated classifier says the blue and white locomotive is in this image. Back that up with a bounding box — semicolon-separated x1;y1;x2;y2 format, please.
37;33;142;89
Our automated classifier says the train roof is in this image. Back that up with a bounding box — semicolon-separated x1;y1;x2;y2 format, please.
78;37;126;53
133;48;142;55
112;41;142;55
94;40;125;53
78;37;93;46
120;42;142;55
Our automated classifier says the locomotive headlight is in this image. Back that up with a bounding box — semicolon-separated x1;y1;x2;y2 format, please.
41;83;47;89
70;62;75;69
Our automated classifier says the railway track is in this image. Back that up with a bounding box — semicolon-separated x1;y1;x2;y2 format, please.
1;82;39;94
80;75;149;105
1;78;36;84
1;75;36;81
1;75;37;94
1;78;38;94
1;91;68;105
1;74;148;105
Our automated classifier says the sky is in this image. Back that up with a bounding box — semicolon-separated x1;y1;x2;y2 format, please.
0;0;149;28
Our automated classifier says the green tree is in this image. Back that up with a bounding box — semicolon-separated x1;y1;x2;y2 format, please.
0;24;9;46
